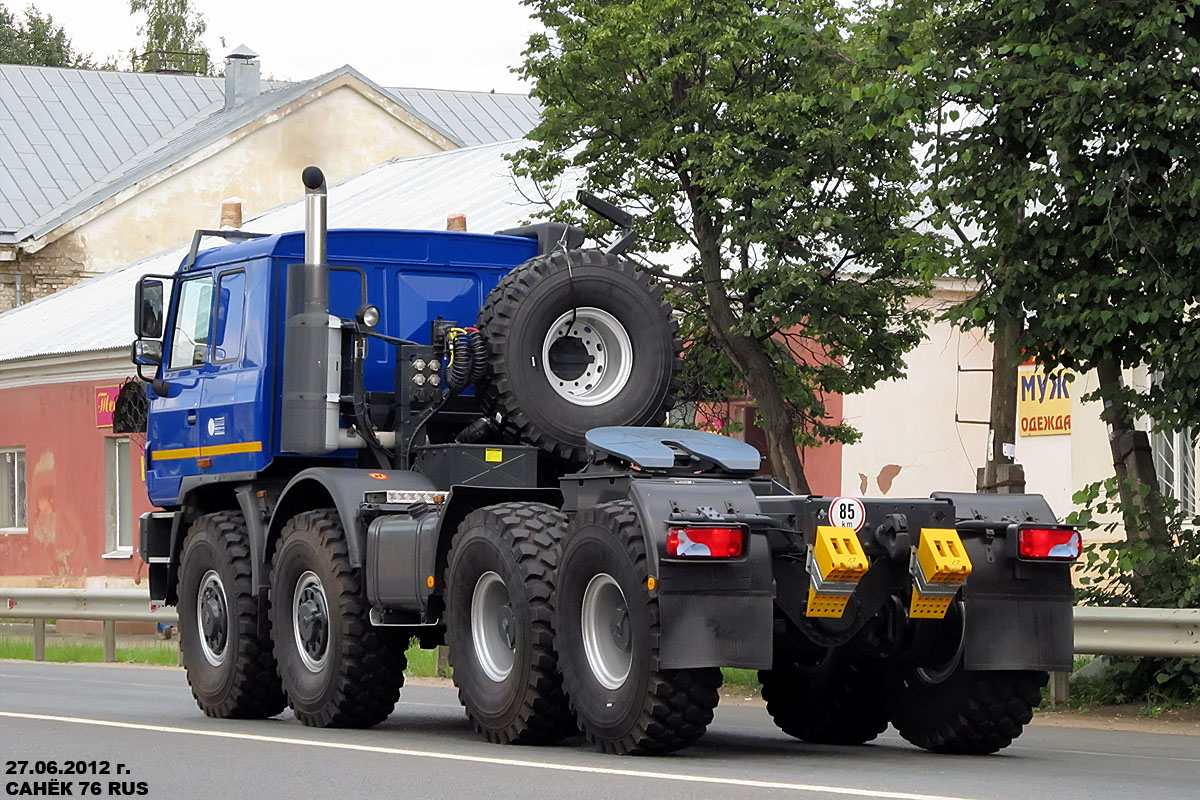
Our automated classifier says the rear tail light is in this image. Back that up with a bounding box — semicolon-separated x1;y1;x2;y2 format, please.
1016;525;1081;561
666;526;744;558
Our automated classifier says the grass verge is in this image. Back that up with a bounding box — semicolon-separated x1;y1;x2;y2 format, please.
721;667;761;691
404;642;440;678
0;636;178;666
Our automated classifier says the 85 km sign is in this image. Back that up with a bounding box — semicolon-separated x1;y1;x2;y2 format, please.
829;496;867;532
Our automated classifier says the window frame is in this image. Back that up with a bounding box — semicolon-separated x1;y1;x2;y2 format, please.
210;268;248;365
102;436;134;558
1153;427;1196;516
167;273;216;372
0;446;26;533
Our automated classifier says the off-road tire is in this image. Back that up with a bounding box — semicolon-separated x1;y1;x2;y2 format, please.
888;665;1048;754
759;653;889;745
176;511;286;719
554;501;722;755
445;502;575;744
477;249;681;463
270;509;407;728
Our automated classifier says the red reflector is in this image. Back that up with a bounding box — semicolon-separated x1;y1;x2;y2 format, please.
666;526;743;558
1018;527;1081;561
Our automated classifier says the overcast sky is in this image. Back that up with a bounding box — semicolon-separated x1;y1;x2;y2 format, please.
24;0;539;93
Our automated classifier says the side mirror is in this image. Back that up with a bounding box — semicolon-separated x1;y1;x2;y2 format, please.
135;278;165;339
132;339;162;366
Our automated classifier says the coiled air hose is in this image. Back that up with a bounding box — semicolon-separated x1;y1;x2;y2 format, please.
465;326;488;385
445;328;474;393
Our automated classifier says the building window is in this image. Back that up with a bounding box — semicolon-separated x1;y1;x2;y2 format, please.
1;447;26;531
1153;428;1196;516
105;438;133;555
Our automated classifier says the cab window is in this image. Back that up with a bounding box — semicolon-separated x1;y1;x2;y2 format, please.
169;276;214;370
212;271;246;363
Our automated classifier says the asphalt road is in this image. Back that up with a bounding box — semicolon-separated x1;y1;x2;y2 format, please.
1;661;1196;800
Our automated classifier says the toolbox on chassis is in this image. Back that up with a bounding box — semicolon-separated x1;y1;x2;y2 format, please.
132;168;1079;756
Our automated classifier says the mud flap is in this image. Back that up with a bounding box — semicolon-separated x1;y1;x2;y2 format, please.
959;533;1074;671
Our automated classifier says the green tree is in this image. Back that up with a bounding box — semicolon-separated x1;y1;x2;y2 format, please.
0;3;98;67
129;0;210;74
928;0;1200;547
514;0;948;492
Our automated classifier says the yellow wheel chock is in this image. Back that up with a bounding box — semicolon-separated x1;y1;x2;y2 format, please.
805;526;869;618
909;528;972;619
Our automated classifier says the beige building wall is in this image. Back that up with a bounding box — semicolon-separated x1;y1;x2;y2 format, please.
839;281;1194;529
9;84;452;305
840;281;992;500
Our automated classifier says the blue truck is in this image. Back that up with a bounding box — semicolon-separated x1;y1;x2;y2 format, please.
130;168;1080;755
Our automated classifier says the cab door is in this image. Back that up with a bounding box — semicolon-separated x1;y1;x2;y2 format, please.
197;269;267;473
146;273;213;503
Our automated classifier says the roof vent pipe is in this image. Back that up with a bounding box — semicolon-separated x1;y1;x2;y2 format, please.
224;44;261;110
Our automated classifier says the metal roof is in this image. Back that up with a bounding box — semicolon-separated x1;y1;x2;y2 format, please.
7;66;464;246
389;87;541;147
0;138;581;364
0;64;542;244
0;65;225;235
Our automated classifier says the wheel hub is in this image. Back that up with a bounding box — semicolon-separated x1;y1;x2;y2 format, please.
541;307;633;406
581;573;632;690
471;571;517;683
196;570;228;667
292;571;330;672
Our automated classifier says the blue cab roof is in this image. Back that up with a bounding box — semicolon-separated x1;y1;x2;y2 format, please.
182;228;539;272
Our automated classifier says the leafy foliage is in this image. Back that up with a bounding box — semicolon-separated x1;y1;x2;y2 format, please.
1068;479;1200;702
514;0;950;490
129;0;211;75
0;3;99;67
927;0;1200;433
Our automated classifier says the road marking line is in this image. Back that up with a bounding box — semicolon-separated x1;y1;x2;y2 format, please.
0;711;976;800
0;672;167;690
1032;747;1200;764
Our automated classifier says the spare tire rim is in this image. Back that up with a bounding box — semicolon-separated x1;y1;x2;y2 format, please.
471;571;516;682
197;570;229;667
541;307;633;407
581;573;632;690
293;571;330;673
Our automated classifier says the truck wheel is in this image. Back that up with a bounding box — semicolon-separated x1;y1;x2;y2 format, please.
445;502;575;744
554;501;722;755
759;651;888;745
176;511;286;719
888;664;1048;754
478;249;680;463
270;509;407;728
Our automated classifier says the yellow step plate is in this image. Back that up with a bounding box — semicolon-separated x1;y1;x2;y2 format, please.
916;528;972;584
814;525;869;581
909;587;955;619
807;584;853;618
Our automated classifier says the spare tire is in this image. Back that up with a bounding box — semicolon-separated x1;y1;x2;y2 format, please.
478;249;680;463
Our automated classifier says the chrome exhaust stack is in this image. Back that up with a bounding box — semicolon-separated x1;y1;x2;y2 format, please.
281;166;342;455
302;166;328;312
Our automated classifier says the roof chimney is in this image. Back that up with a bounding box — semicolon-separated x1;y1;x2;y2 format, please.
224;44;261;110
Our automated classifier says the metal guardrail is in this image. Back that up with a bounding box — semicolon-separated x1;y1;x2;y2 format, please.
1;588;178;662
1073;606;1200;658
2;588;1198;662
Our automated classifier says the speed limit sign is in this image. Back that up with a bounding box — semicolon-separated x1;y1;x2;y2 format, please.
829;496;867;532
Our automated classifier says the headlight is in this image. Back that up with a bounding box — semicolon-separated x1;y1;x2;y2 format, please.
356;304;380;329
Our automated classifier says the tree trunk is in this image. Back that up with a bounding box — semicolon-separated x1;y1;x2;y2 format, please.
690;215;811;494
978;310;1024;493
1096;359;1169;546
